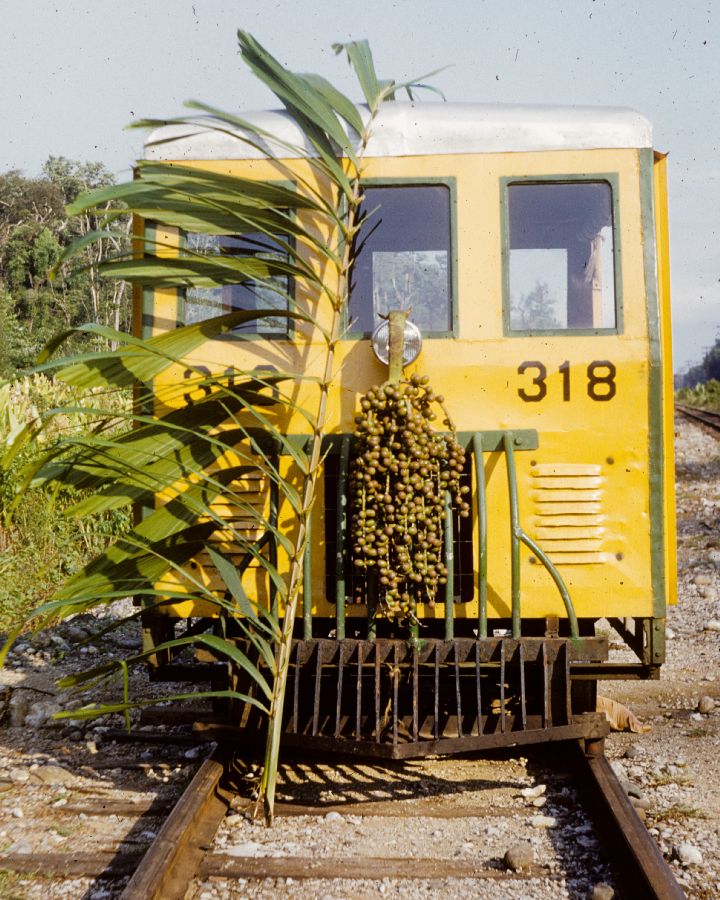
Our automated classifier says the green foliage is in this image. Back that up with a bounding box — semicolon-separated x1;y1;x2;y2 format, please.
676;378;720;409
0;158;131;376
0;375;130;631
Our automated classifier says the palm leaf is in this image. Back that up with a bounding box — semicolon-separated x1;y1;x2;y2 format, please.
2;31;442;828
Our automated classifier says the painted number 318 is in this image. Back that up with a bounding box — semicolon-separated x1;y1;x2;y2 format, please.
517;360;617;402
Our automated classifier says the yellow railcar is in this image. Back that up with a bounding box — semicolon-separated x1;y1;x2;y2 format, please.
139;103;674;755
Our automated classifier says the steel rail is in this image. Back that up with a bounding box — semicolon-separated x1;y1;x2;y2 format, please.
575;739;685;900
120;745;232;900
676;403;720;434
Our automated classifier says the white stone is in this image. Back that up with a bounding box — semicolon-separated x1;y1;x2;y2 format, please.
8;768;29;784
698;696;715;714
530;815;557;828
8;692;29;727
324;810;343;822
590;884;615;900
674;843;703;866
25;700;62;729
226;841;267;857
703;619;720;632
504;842;534;870
521;784;547;799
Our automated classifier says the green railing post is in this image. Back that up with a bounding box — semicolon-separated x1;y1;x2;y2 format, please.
303;511;313;639
503;433;522;639
472;433;488;638
444;490;454;640
335;436;350;640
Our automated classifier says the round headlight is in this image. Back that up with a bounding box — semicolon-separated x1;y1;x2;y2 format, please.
370;318;423;367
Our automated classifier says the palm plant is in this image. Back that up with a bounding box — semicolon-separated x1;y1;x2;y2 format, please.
1;32;441;822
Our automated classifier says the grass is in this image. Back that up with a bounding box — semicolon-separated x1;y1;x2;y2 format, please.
651;804;708;822
0;871;38;899
647;774;694;788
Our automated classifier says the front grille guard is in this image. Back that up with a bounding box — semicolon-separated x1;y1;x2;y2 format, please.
230;636;609;757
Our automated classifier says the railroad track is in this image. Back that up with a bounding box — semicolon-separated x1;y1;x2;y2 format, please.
13;735;671;900
0;732;686;898
676;403;720;434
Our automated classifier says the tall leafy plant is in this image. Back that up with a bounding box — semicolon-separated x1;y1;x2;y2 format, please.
2;32;441;822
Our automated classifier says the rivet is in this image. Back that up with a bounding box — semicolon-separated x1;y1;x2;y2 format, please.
615;552;624;561
606;456;614;465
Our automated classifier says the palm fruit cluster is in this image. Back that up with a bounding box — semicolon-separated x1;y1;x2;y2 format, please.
350;374;470;619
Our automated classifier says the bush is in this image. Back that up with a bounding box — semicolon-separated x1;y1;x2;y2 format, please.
676;379;720;410
0;374;131;631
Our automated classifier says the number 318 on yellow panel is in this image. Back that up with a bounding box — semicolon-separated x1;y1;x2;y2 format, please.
517;360;617;403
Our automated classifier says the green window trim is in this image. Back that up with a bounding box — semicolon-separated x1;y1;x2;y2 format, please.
342;176;459;341
638;148;667;622
500;173;624;338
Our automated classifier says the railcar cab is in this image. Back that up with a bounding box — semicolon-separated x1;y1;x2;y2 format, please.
140;103;675;751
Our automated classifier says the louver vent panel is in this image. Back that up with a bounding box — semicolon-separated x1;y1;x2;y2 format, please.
530;464;607;565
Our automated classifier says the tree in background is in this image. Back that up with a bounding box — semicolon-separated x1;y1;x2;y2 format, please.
511;281;561;331
0;158;131;376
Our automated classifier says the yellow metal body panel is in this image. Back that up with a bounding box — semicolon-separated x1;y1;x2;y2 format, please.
140;147;673;622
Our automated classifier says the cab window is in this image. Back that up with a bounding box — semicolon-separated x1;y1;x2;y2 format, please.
507;181;616;332
183;232;290;335
349;184;453;336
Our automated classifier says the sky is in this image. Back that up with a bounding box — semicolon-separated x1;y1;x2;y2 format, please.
0;0;717;371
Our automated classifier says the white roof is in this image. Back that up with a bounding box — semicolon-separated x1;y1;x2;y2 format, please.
144;102;653;161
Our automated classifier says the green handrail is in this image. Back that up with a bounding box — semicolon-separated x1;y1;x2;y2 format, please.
503;433;523;638
335;435;351;639
518;532;580;639
472;433;488;638
444;490;454;640
303;511;313;638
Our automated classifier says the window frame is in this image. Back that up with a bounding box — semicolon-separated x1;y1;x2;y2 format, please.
176;231;296;341
175;179;298;342
500;173;624;338
343;176;459;340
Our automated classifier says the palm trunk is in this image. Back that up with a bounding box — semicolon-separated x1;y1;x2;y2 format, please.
259;151;369;825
